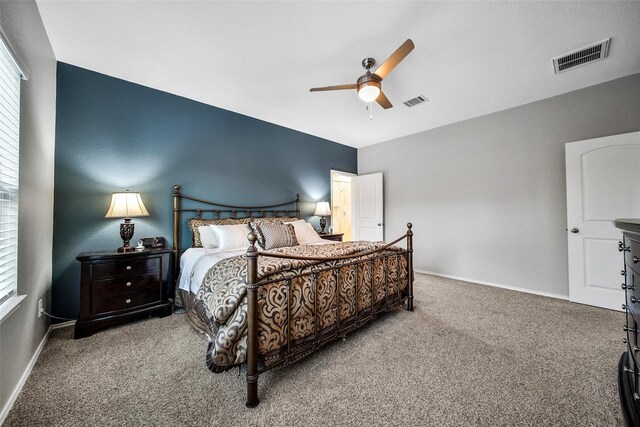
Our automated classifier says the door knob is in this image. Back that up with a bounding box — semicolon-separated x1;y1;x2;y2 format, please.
570;228;579;233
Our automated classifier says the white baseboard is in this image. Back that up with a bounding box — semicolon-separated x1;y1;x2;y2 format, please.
414;269;569;301
50;320;75;330
0;323;52;425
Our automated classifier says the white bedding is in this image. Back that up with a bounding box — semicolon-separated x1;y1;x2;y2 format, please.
178;240;335;294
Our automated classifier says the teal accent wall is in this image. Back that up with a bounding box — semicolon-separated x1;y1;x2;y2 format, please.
53;63;356;320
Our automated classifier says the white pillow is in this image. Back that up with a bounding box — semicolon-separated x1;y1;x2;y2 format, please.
284;219;305;230
209;224;251;251
198;225;218;248
289;221;323;244
284;219;307;242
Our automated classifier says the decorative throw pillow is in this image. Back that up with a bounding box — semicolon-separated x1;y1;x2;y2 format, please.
250;223;299;250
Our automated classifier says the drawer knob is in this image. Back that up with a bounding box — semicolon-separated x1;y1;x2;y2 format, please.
126;282;132;287
624;326;638;333
631;296;640;304
625;366;636;374
634;256;639;264
622;270;627;276
620;241;631;252
635;393;640;402
125;299;131;304
623;304;628;310
126;265;132;271
623;337;628;344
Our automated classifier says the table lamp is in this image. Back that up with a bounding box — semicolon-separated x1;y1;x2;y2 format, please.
105;191;149;252
314;201;331;234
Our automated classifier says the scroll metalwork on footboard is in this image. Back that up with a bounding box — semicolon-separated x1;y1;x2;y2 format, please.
244;224;414;408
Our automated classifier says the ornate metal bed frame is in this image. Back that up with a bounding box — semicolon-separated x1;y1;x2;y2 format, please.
172;185;414;407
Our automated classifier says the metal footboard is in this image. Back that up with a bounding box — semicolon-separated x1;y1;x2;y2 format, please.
245;223;414;407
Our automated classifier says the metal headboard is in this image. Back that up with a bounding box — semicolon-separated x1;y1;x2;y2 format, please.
172;184;301;284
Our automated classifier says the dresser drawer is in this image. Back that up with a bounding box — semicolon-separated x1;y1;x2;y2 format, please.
626;324;640;392
626;237;640;275
92;256;161;279
626;269;640;321
626;289;640;322
92;272;161;297
91;288;161;315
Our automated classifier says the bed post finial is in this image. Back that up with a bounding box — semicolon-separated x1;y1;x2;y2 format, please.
172;185;181;298
245;231;260;408
406;222;414;312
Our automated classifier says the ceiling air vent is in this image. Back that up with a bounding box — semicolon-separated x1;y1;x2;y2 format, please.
552;39;610;74
404;95;428;108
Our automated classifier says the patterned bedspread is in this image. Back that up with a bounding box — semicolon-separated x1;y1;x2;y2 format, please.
194;241;408;372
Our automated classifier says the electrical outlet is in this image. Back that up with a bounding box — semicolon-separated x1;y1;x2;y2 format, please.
38;299;43;318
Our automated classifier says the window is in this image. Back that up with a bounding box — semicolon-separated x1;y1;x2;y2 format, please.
0;26;27;309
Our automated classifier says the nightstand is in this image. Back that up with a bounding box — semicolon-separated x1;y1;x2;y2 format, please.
74;248;173;339
319;233;344;242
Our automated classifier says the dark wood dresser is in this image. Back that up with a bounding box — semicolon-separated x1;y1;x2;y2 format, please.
74;248;173;339
615;218;640;426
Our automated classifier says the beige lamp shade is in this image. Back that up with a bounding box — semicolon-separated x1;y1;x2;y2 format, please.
314;201;331;217
105;192;150;218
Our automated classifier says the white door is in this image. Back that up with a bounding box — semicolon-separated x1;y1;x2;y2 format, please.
566;131;640;310
352;172;384;241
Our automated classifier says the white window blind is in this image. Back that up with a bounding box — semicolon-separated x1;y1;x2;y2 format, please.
0;32;21;307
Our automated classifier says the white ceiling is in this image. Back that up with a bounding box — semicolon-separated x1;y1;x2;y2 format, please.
36;1;640;148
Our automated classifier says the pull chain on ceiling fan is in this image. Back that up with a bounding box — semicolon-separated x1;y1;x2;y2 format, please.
310;39;415;110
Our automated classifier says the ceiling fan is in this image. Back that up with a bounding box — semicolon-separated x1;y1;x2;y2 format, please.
310;39;415;110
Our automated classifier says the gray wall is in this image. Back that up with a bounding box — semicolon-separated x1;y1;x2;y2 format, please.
0;0;56;417
359;73;640;298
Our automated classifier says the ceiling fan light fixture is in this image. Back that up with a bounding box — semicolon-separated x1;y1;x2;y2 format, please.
358;83;381;102
356;74;382;103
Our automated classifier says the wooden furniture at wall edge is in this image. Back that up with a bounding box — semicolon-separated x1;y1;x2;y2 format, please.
319;232;344;242
74;248;173;339
615;218;640;427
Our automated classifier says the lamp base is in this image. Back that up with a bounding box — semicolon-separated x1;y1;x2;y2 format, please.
319;216;327;234
118;218;136;253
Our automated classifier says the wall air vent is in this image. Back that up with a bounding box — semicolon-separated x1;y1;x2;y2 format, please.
403;95;428;108
552;39;610;74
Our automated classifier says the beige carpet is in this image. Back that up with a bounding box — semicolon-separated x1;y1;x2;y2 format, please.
4;274;625;426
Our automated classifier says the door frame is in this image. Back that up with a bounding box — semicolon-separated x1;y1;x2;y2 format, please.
330;170;357;234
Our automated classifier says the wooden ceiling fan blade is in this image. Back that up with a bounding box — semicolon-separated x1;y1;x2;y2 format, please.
373;39;415;80
310;84;357;92
376;91;392;109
